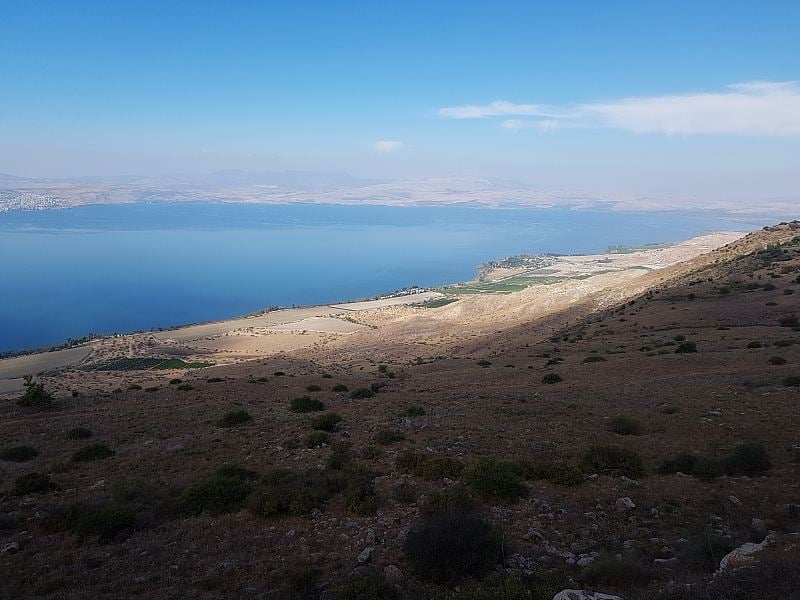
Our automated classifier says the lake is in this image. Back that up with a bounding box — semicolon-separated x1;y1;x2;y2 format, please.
0;202;766;353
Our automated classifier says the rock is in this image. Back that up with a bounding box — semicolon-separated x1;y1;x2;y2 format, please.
552;590;622;600
620;476;640;487
356;546;373;564
728;495;742;506
383;564;404;585
654;557;679;567
718;534;776;573
615;497;636;512
1;542;20;555
576;555;595;567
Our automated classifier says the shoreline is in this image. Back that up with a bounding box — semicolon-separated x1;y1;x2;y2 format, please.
0;229;746;393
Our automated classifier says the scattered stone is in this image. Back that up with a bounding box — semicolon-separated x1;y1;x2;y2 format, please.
620;476;640;487
1;542;20;555
654;557;679;567
615;497;636;512
356;546;373;564
751;518;768;538
383;564;404;585
717;534;776;573
576;555;595;567
728;495;742;506
552;590;622;600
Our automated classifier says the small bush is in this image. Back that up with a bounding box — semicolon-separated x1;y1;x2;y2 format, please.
16;375;54;408
179;467;256;516
393;481;417;504
14;472;55;495
783;376;800;387
583;445;643;477
405;511;501;582
582;355;607;363
304;431;331;448
349;387;375;399
169;378;182;385
396;451;463;480
66;427;92;440
343;465;379;514
62;502;136;542
306;384;321;392
72;443;115;463
674;335;686;341
0;445;38;462
248;468;347;517
542;373;563;384
375;429;405;445
724;443;771;475
421;486;479;516
769;356;788;365
217;410;252;427
176;383;193;391
747;341;763;349
310;412;342;432
608;415;642;435
464;457;528;501
477;359;491;367
676;341;698;353
286;565;320;600
778;315;799;327
291;396;325;412
658;452;700;475
402;405;426;417
127;384;142;390
330;574;399;600
332;384;349;392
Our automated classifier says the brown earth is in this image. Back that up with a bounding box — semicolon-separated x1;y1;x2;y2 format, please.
1;223;800;599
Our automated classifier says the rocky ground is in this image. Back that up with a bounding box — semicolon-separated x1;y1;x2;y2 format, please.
1;223;800;599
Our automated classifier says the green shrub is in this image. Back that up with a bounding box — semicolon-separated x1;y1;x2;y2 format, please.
310;412;342;432
127;384;142;390
0;445;38;462
286;565;320;600
464;457;528;501
248;468;347;517
658;452;700;475
674;335;686;341
176;383;193;391
396;450;463;480
326;440;353;471
332;384;349;392
724;443;771;475
608;415;642;435
169;378;182;385
783;376;800;387
542;373;562;384
477;359;491;367
304;431;331;448
778;315;799;327
178;467;256;515
349;387;375;399
769;356;787;365
72;443;115;462
402;405;426;417
676;341;698;353
747;341;763;349
330;574;399;600
405;511;501;582
14;472;55;495
583;445;643;477
439;571;563;600
343;465;379;514
680;525;737;572
66;427;92;440
62;502;136;542
16;375;54;408
306;384;321;392
375;429;405;445
291;396;325;412
217;410;252;427
583;355;607;363
421;486;479;516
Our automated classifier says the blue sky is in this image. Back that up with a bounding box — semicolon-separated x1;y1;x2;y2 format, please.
1;1;799;199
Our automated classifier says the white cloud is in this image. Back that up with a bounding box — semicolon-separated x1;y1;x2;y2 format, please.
371;140;404;152
439;82;800;137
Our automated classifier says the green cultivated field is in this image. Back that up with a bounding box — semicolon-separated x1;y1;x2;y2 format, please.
89;357;214;371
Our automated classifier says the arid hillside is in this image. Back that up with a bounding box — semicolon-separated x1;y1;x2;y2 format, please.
1;223;800;600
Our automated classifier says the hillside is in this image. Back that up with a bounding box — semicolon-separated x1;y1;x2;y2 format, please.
1;223;800;599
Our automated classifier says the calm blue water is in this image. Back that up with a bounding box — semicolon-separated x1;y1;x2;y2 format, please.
0;203;766;352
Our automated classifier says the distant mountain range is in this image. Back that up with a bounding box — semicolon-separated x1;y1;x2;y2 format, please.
0;170;796;218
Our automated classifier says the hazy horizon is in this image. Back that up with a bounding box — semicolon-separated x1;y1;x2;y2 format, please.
2;2;800;205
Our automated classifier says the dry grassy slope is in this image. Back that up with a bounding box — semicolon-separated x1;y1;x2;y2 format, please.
1;223;800;599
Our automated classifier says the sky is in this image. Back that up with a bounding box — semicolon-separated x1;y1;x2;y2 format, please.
1;1;799;201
